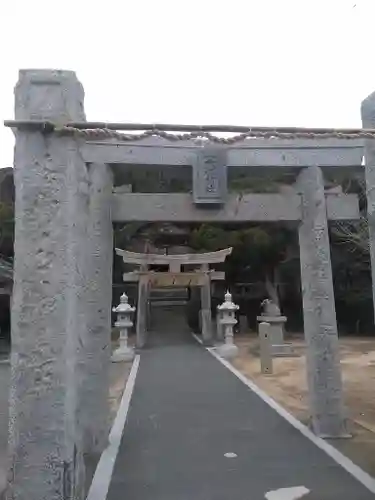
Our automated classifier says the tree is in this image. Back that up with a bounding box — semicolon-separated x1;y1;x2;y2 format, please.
328;176;375;333
0;201;14;260
332;216;369;255
188;223;298;306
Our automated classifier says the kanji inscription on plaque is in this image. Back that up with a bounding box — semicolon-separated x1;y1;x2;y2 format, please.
192;146;227;205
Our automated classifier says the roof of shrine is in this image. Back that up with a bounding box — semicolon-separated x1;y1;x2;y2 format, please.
115;247;232;265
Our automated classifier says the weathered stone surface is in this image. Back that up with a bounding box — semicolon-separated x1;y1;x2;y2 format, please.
122;270;225;283
82;137;364;167
259;322;273;374
15;69;85;121
216;342;238;359
238;315;248;333
82;163;113;456
256;316;286;345
116;247;232;265
215;310;224;343
112;192;359;222
297;166;347;438
111;293;135;363
256;315;294;357
136;276;149;348
200;268;212;345
216;291;238;358
361;93;375;319
9;70;87;500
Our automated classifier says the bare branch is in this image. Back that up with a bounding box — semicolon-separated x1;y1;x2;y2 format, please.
331;217;369;254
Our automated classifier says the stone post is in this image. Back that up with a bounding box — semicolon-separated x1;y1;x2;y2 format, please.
216;307;224;343
361;93;375;319
259;322;273;375
200;265;213;345
238;314;248;334
83;163;113;459
136;275;149;348
9;70;88;500
297;166;347;438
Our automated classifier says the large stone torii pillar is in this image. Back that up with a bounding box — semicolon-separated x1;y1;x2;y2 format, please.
297;166;347;438
85;163;113;455
9;70;113;500
361;92;375;319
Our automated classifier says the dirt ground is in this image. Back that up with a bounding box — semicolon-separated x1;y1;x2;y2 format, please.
231;333;375;477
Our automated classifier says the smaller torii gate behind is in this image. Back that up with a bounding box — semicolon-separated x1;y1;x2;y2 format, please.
115;247;233;346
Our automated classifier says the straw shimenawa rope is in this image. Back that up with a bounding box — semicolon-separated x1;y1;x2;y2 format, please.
4;120;375;143
54;126;375;143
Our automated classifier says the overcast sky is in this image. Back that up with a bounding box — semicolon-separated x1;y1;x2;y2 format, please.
1;0;375;168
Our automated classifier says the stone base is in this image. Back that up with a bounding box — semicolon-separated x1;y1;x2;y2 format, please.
214;339;225;347
111;346;135;362
217;343;239;359
307;416;352;439
257;315;287;323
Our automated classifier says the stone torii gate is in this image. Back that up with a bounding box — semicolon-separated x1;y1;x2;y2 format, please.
116;247;232;346
5;68;375;500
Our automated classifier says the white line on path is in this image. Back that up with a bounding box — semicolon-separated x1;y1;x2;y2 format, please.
192;333;203;345
204;344;375;495
265;486;310;500
86;355;140;500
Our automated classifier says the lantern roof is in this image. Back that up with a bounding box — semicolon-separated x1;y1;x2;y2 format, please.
112;292;135;313
218;290;239;311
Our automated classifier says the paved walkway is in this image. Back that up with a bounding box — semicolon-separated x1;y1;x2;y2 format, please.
106;334;375;499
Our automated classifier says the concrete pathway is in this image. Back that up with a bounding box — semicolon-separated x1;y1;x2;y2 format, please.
105;336;375;500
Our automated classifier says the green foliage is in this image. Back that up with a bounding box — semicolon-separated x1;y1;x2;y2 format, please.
114;222;148;249
0;202;14;259
188;223;296;287
189;224;233;252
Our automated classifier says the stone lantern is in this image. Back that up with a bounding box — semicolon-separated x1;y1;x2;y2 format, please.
111;292;136;362
216;290;239;359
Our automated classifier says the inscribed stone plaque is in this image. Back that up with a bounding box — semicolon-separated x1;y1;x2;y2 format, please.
192;146;227;205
